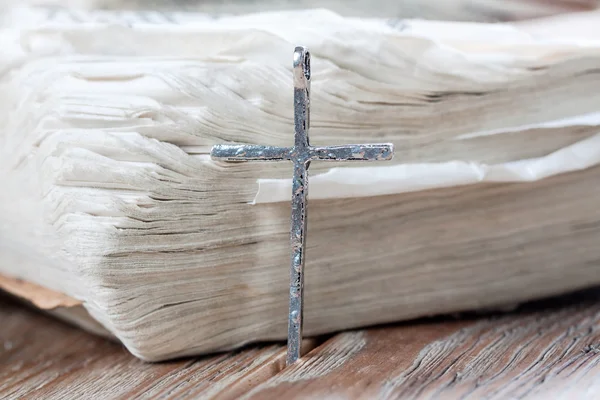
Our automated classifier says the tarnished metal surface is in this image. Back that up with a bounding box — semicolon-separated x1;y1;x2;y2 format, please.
210;143;393;163
211;46;394;366
310;144;394;161
210;145;291;161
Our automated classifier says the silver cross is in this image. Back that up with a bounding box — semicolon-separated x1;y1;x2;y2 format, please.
211;46;394;365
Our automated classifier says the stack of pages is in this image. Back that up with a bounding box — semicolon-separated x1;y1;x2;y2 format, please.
2;7;600;360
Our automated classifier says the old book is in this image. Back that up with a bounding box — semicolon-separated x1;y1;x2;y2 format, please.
2;7;600;361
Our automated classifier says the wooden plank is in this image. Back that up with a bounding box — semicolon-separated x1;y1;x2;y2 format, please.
4;289;600;399
243;289;600;399
0;294;317;400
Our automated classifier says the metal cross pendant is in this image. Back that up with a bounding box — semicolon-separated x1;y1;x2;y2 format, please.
211;46;394;366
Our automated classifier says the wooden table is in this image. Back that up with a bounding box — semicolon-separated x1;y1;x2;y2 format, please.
2;289;600;399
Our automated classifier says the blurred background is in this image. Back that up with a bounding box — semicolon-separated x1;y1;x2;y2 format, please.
4;0;599;21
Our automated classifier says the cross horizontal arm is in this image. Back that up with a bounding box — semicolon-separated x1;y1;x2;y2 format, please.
211;144;291;162
310;143;394;162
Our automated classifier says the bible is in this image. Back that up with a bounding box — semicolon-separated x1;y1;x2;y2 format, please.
2;7;600;361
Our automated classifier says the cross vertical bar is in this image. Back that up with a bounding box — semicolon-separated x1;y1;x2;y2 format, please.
287;160;308;366
293;46;310;149
287;46;311;366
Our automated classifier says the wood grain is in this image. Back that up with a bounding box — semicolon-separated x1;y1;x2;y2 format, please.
3;290;600;399
0;294;316;400
243;290;600;400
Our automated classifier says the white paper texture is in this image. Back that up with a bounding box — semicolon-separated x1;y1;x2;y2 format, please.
254;130;600;204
